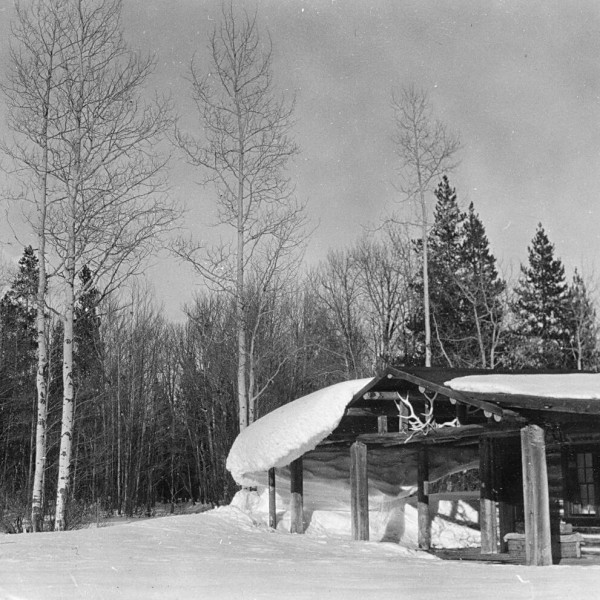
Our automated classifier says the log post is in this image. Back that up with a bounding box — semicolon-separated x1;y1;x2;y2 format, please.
268;468;277;529
377;416;388;434
399;402;409;432
350;441;369;541
498;502;515;553
290;458;304;534
521;424;552;566
417;445;431;550
480;436;499;554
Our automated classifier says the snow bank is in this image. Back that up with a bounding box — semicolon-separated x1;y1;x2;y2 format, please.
3;502;600;600
230;443;481;549
226;378;372;486
446;373;600;399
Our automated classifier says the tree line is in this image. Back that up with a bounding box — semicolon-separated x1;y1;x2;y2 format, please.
0;1;598;532
1;189;596;531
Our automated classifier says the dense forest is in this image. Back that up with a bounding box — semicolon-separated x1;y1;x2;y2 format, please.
0;0;598;532
1;189;597;532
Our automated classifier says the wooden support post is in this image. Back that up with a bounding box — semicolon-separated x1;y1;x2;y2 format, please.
417;445;431;550
399;402;409;432
377;416;388;434
498;502;515;553
521;424;552;566
290;458;304;534
350;442;369;541
480;436;499;554
268;468;277;529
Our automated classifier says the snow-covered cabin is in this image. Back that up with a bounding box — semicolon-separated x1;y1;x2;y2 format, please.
227;366;600;566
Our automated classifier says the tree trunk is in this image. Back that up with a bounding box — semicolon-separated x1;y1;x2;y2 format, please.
421;190;431;367
54;264;75;531
236;106;248;431
31;40;53;532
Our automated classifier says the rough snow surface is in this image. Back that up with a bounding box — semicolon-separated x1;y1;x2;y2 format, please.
446;373;600;399
2;508;600;599
226;378;372;485
231;443;481;546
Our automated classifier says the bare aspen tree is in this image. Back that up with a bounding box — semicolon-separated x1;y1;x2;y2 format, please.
312;250;366;378
174;6;306;430
391;86;460;366
1;0;72;531
5;0;176;531
354;225;418;369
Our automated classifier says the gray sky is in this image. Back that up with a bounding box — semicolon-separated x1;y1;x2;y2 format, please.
2;0;600;319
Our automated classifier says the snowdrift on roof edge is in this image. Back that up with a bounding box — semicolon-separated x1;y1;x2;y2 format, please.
226;378;373;486
446;373;600;399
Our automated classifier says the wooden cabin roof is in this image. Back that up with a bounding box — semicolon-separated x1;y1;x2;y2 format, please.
324;366;600;446
350;366;600;417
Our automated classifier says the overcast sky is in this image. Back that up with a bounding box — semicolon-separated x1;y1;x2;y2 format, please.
2;0;600;320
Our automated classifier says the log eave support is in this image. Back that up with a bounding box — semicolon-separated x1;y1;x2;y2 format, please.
290;458;304;534
350;441;369;541
417;445;431;550
521;424;552;566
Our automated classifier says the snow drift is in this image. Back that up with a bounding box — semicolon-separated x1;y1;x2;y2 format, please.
446;373;600;399
226;378;480;549
226;378;372;486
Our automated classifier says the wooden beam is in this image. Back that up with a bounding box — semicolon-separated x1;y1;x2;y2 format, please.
417;446;431;550
498;502;515;553
384;367;510;418
475;394;600;416
377;415;388;434
350;442;369;541
268;468;276;529
479;436;499;554
520;424;552;566
456;403;467;425
289;458;304;534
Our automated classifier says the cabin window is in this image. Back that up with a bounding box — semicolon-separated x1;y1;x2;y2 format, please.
565;448;600;521
572;453;596;515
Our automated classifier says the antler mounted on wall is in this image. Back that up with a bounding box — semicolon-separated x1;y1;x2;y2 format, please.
393;389;458;442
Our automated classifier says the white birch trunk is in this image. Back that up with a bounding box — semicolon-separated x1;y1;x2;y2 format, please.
54;264;75;531
236;105;248;431
31;230;48;531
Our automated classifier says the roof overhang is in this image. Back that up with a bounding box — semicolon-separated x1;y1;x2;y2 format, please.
349;366;600;420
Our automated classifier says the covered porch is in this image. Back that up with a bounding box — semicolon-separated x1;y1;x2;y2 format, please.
228;367;600;566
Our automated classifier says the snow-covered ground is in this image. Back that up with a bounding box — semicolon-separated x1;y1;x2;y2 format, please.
2;506;600;600
7;375;600;598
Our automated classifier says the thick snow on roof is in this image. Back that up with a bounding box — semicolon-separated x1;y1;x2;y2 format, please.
446;373;600;399
226;378;372;485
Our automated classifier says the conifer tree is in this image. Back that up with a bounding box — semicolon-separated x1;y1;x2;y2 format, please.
426;176;466;365
512;224;571;368
459;203;506;367
565;270;598;371
0;247;38;504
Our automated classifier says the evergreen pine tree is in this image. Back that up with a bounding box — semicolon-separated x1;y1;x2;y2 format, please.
459;203;506;367
74;265;101;379
71;265;103;506
0;247;39;499
565;270;598;371
427;176;467;365
512;224;571;368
